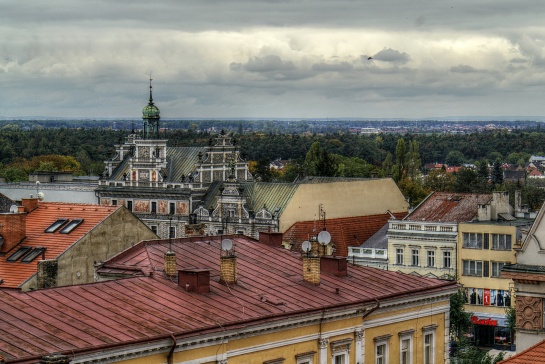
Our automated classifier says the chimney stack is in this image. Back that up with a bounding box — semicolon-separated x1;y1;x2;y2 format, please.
21;197;39;213
303;256;320;285
220;255;237;284
164;250;177;277
0;211;27;254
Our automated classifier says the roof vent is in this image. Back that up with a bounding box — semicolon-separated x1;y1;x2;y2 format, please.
321;256;348;277
178;269;210;294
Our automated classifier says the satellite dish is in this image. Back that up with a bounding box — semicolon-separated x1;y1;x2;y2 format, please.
221;238;233;252
302;240;312;253
9;205;18;213
37;192;45;201
317;230;331;245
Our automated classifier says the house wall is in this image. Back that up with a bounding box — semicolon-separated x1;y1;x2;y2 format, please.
20;208;158;291
106;295;451;364
280;179;409;232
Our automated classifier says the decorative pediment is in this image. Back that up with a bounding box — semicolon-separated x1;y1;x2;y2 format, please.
256;207;273;220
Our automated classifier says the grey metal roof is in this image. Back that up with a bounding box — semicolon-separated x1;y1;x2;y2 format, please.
243;182;299;214
361;223;389;249
167;146;207;182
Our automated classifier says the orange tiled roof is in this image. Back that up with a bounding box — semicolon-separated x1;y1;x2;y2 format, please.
283;212;406;256
498;339;545;363
0;202;119;289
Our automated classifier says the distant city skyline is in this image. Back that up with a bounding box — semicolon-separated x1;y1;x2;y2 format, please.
1;1;545;120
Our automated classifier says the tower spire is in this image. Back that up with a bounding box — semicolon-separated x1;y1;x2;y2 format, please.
149;75;154;104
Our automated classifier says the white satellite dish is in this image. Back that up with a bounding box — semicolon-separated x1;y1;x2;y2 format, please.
221;238;233;252
9;205;18;213
302;240;312;253
317;230;331;245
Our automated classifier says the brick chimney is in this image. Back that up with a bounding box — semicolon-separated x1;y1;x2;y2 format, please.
0;211;27;254
321;256;348;277
303;256;320;285
164;250;177;277
178;269;210;293
21;197;39;213
220;255;237;284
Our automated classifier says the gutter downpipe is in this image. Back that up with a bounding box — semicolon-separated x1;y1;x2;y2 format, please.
167;334;177;364
361;298;380;320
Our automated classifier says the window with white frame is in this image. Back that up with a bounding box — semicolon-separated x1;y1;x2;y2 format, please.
463;232;482;249
330;339;351;364
333;353;346;364
411;249;419;266
443;251;451;269
423;331;435;364
374;335;390;364
491;261;507;277
396;248;404;265
426;251;435;267
399;330;414;364
492;234;512;250
376;343;387;364
295;351;315;364
463;260;483;276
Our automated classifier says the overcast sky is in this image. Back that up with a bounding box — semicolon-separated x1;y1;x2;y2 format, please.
2;0;545;120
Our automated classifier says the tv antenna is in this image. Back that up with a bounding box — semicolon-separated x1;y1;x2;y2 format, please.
221;238;234;256
302;240;312;257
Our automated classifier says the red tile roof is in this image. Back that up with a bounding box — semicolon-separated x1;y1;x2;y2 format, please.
498;339;545;363
0;235;457;362
406;191;491;222
282;212;406;256
0;202;119;289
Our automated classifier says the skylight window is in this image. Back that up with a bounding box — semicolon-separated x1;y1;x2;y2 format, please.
45;218;69;233
21;247;46;263
7;246;32;262
59;219;84;234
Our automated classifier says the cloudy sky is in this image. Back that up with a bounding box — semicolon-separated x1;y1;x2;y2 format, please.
1;0;545;120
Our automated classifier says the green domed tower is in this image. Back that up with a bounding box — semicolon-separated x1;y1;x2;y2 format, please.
142;77;160;139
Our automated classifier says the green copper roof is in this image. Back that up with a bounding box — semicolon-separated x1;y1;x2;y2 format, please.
142;103;160;119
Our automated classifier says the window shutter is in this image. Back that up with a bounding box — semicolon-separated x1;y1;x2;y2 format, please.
483;260;489;277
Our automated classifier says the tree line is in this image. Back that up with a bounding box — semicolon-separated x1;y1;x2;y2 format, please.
2;126;545;209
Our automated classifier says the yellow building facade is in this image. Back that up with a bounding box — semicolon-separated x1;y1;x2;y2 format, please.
458;219;532;350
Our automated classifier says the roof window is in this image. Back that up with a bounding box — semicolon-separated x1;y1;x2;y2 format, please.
45;218;69;233
21;247;46;263
60;219;84;234
6;246;32;262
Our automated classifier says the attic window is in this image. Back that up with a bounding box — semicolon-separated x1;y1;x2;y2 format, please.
21;247;46;263
45;218;69;233
60;219;84;234
7;246;32;262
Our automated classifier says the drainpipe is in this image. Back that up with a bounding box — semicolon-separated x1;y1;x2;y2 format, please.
167;334;177;364
361;299;380;320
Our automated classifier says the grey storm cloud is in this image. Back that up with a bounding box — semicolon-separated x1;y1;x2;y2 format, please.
2;0;545;119
450;65;479;74
372;48;410;63
232;55;296;73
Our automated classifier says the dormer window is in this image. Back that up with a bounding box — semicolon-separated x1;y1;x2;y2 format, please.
45;218;69;233
21;247;46;263
7;246;32;262
60;219;84;234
